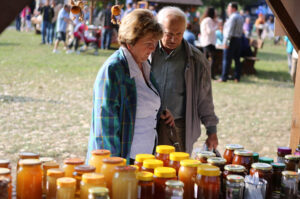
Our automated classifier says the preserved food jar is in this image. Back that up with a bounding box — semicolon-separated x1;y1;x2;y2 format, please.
252;152;259;163
57;177;76;199
195;151;216;163
284;155;300;172
277;147;292;163
169;152;190;175
137;171;154;199
178;159;201;199
17;159;43;199
43;162;59;194
271;162;285;195
40;157;54;164
0;159;11;169
0;168;12;199
207;157;226;198
17;152;40;171
165;180;184;199
232;150;254;173
295;145;300;155
196;164;220;199
258;157;274;164
46;168;65;199
223;165;246;178
112;166;138;199
73;165;95;196
63;158;84;177
89;150;111;173
250;163;273;199
141;159;163;173
223;144;244;164
153;167;177;198
134;154;155;171
225;175;244;199
0;176;9;199
88;187;110;199
81;173;106;199
155;145;175;166
280;171;298;199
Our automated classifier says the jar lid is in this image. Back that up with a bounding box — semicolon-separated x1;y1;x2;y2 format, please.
227;175;244;182
165;180;184;187
197;164;220;176
285;155;300;160
102;157;124;164
129;165;139;171
277;147;292;154
115;166;136;172
88;187;109;196
137;171;153;181
271;162;286;169
82;173;104;184
19;159;41;166
258;157;274;164
224;164;245;172
39;157;54;163
43;162;59;170
282;171;298;178
0;168;10;175
156;145;175;154
180;159;201;167
47;168;65;177
196;151;216;159
207;157;226;165
91;149;111;156
135;154;155;163
225;144;244;150
234;150;253;156
57;177;76;187
64;158;84;165
154;167;176;178
0;160;10;165
169;152;190;162
143;159;163;169
251;163;272;171
74;165;96;173
253;152;259;158
19;152;40;159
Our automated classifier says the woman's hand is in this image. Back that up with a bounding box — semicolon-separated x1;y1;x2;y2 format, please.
160;109;175;128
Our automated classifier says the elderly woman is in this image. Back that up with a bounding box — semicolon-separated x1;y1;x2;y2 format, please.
86;9;174;164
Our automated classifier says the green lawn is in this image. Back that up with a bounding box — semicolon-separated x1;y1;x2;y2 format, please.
0;29;294;169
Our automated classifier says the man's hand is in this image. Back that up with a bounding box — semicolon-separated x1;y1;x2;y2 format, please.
160;109;175;128
206;133;218;150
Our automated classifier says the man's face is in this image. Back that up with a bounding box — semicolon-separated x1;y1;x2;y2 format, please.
227;5;232;16
161;17;186;51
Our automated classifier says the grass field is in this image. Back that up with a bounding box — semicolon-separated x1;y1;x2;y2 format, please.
0;29;294;171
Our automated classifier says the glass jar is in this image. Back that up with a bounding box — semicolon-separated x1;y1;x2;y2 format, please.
250;163;273;199
141;159;163;173
17;159;42;199
271;162;285;195
153;167;177;198
0;176;9;199
253;152;259;163
17;152;40;171
137;171;154;199
178;159;201;199
134;154;155;171
232;150;254;173
277;147;292;163
112;166;138;199
57;177;76;199
284;155;300;172
223;144;244;164
169;152;190;175
63;158;84;177
88;187;110;199
155;145;175;166
73;165;95;196
196;164;220;199
0;159;11;170
46;168;65;199
89;150;111;173
80;173;106;199
40;157;54;164
207;157;226;198
280;171;298;199
223;165;246;178
195;151;216;163
258;157;274;164
165;180;184;199
0;168;12;199
225;175;244;199
43;162;59;194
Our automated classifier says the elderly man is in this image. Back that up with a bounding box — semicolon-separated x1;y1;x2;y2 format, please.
151;7;219;154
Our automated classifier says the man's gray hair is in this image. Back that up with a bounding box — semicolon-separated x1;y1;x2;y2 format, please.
157;6;187;27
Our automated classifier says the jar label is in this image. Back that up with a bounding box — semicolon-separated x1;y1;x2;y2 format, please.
194;183;198;198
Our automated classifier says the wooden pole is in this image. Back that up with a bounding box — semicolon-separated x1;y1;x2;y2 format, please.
89;0;95;24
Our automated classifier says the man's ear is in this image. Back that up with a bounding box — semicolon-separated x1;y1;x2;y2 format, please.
126;43;132;50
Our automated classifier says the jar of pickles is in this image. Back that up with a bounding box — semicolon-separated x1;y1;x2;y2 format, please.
43;162;59;194
195;151;216;163
277;147;291;163
258;157;274;164
250;163;273;199
88;187;110;199
165;180;184;199
89;150;111;173
280;171;298;199
284;155;300;172
137;171;154;199
0;159;11;169
46;168;65;199
80;173;106;199
141;159;163;173
0;168;12;199
57;177;76;199
134;154;155;171
232;150;254;173
271;162;285;195
73;165;95;196
169;152;190;175
153;167;177;198
223;144;244;164
178;159;201;199
225;175;244;199
155;145;175;166
17;152;40;171
63;158;84;177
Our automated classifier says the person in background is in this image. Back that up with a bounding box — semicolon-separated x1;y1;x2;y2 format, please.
83;6;90;22
183;23;196;45
39;0;54;44
49;1;60;44
149;4;157;16
24;5;32;32
15;12;21;31
124;3;134;16
215;22;223;46
255;13;265;39
99;3;114;49
243;17;251;38
284;36;294;74
266;15;274;39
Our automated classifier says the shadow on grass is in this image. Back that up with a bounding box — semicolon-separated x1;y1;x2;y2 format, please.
0;42;20;46
258;51;287;61
0;95;64;104
255;69;291;82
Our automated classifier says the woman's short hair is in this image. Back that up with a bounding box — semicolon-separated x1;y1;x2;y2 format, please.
118;9;163;46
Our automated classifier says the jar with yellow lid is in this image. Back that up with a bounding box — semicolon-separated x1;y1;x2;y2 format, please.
232;150;254;173
225;175;244;199
280;171;298;199
63;158;84;177
73;165;95;196
57;177;76;199
0;168;12;199
168;152;190;175
17;159;43;199
112;166;138;199
46;168;65;199
223;144;244;164
195;151;216;163
134;154;155;171
89;150;111;173
43;162;59;194
88;187;110;199
250;163;273;199
141;159;163;173
165;180;184;199
80;173;106;199
155;145;175;166
284;154;300;172
0;176;9;199
17;152;40;171
0;159;11;170
137;171;154;199
178;159;200;199
153;167;176;198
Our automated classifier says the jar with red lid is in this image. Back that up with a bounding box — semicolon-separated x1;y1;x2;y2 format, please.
232;150;254;173
250;163;273;199
277;147;292;163
223;144;244;164
73;165;95;196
